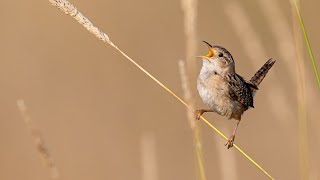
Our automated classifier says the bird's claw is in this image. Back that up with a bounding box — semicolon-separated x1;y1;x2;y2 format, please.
225;135;235;149
194;110;204;120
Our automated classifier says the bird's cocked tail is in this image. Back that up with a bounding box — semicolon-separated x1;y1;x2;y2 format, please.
250;58;276;87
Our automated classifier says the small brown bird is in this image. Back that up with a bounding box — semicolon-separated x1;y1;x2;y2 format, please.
196;41;275;149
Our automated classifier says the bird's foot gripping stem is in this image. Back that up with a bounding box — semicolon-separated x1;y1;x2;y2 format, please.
195;109;205;120
225;135;235;149
194;109;213;120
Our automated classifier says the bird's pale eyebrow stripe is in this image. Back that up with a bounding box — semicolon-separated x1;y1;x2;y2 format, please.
212;45;234;61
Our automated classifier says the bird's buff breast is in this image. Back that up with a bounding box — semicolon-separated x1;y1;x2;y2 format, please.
197;76;244;120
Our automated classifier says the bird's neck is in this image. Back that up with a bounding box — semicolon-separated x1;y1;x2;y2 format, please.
199;65;235;79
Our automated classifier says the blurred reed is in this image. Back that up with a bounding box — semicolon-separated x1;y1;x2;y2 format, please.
179;0;198;132
140;133;158;180
48;0;274;179
178;60;206;180
258;0;295;77
180;0;198;80
290;0;310;179
180;0;207;180
17;100;60;179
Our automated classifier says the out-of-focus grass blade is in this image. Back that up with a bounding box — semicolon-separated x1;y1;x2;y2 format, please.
293;0;320;89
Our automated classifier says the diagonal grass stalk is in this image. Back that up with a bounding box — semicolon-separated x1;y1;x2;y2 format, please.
293;0;320;89
48;0;274;179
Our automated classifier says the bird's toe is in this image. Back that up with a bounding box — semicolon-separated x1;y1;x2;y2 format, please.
225;135;235;149
194;110;203;120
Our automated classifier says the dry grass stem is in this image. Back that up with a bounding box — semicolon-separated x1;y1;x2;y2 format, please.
48;0;274;178
290;0;310;179
179;60;206;180
180;1;206;179
179;0;197;133
17;100;60;179
180;0;198;79
178;61;196;129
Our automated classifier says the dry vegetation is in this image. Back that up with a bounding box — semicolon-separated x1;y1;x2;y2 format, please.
3;0;319;180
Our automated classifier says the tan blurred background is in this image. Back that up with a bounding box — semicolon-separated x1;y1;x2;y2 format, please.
1;0;320;179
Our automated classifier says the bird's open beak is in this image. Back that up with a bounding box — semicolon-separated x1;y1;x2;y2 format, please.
197;41;214;60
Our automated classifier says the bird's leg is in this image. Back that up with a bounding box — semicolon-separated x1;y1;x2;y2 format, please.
194;109;213;120
225;120;240;149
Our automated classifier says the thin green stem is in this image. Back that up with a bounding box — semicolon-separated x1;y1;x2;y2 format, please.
293;0;320;89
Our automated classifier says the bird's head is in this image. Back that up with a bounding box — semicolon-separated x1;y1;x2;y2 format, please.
198;41;235;75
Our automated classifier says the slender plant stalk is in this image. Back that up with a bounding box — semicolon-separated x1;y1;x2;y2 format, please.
290;0;310;179
17;100;60;179
48;0;274;179
180;0;206;180
180;0;198;80
293;0;320;88
179;61;206;180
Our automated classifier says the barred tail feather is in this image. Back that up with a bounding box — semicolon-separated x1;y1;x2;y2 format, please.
250;58;276;87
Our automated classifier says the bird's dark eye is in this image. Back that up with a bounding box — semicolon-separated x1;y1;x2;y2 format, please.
218;53;223;57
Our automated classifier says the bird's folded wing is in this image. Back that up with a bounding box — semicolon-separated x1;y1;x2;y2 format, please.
227;74;254;108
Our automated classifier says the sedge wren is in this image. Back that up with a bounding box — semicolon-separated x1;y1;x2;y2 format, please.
196;41;275;149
